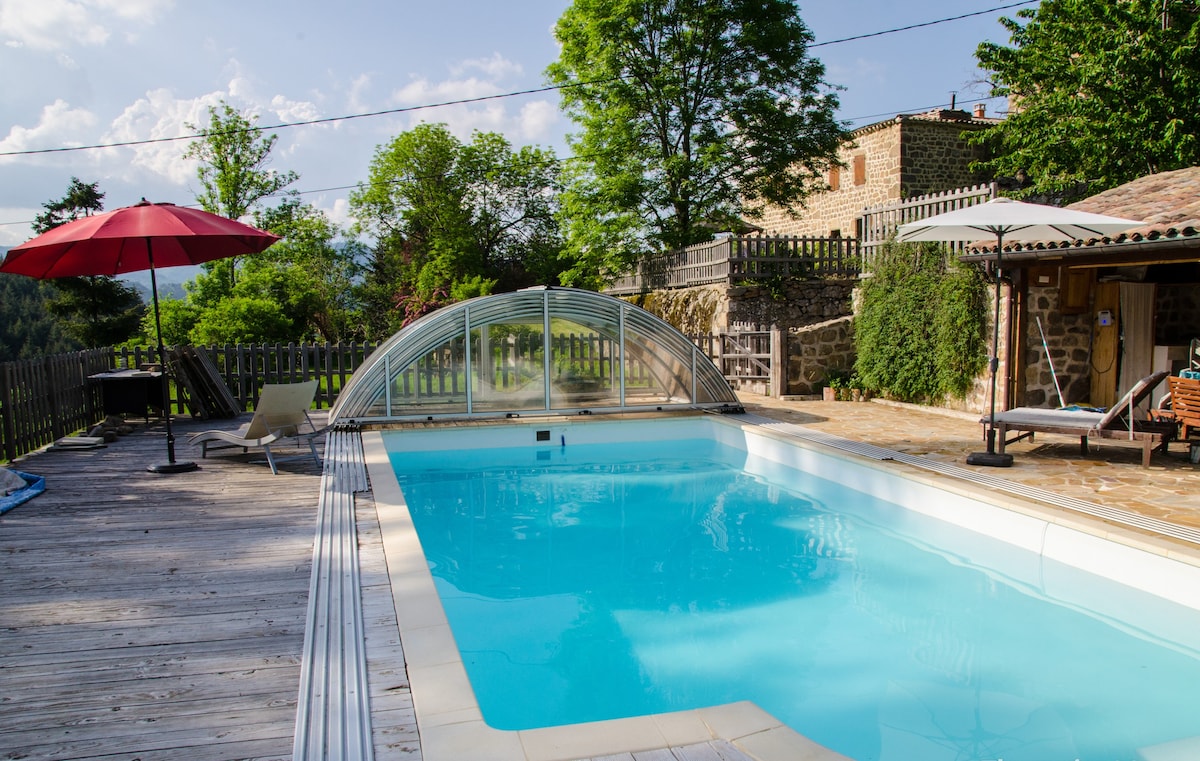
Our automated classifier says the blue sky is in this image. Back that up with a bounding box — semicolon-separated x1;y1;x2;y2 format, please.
0;0;1031;251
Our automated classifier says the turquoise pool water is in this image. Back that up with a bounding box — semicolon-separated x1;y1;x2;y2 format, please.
388;434;1200;761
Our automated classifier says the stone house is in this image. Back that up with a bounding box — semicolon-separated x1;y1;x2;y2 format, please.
756;105;1000;239
960;166;1200;411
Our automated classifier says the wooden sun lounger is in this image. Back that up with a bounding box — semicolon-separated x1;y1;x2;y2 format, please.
989;371;1173;468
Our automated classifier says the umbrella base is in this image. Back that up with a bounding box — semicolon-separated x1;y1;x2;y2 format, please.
147;460;199;474
965;450;1014;467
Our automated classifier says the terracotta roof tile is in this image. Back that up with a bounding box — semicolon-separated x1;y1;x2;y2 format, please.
967;166;1200;255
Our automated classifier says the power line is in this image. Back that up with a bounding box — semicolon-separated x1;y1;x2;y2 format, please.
811;1;1038;48
0;2;1035;160
0;94;1011;230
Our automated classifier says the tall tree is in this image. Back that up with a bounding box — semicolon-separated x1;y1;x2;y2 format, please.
974;0;1200;202
31;179;144;349
184;101;299;291
351;124;564;337
154;201;362;345
546;0;847;287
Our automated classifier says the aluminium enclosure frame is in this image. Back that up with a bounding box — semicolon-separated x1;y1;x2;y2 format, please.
329;287;739;424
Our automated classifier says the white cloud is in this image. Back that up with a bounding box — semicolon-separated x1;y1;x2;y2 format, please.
347;73;373;114
391;75;502;107
0;207;41;246
0;99;98;160
515;100;559;143
0;0;171;51
268;94;320;127
451;52;523;81
103;88;221;184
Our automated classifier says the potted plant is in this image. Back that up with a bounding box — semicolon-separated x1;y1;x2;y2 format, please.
823;370;849;401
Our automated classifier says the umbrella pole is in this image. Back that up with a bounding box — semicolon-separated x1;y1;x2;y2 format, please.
966;232;1014;467
146;246;198;474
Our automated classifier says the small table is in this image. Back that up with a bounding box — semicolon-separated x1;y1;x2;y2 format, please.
89;369;167;419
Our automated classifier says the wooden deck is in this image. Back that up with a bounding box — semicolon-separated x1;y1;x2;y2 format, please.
0;414;418;761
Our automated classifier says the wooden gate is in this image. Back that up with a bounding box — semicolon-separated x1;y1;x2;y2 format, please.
693;326;786;397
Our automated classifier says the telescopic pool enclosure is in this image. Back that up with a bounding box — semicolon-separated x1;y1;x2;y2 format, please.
330;287;741;424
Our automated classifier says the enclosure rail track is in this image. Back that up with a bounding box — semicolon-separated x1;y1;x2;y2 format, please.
293;424;374;760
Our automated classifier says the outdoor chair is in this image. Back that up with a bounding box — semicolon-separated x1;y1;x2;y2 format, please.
187;380;323;474
988;370;1173;468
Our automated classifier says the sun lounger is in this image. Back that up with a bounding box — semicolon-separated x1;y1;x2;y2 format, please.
187;380;323;474
990;371;1173;468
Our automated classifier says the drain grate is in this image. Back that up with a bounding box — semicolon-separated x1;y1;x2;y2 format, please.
743;414;1200;547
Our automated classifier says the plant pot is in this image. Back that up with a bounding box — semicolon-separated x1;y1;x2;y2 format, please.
822;387;837;402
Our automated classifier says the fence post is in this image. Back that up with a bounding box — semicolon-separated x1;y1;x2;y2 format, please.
770;324;787;399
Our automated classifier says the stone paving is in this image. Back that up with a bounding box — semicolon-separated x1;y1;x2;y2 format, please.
738;393;1200;536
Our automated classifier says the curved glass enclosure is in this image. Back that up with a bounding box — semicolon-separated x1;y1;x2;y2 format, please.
329;287;740;423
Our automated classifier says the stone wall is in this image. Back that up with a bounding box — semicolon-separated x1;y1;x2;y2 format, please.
630;280;854;334
1022;286;1093;407
624;285;724;335
756;122;901;239
723;280;856;331
786;316;855;396
754;111;995;240
899;119;993;198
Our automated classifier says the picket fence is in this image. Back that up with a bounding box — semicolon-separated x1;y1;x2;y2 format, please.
0;333;779;463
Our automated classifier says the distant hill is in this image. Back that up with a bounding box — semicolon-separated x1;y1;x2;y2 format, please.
126;278;186;302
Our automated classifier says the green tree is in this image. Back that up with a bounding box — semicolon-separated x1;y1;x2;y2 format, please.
250;200;364;343
149;201;361;345
0;276;78;361
854;241;988;403
184;101;299;292
32;178;145;348
974;0;1200;202
546;0;847;286
351;124;565;337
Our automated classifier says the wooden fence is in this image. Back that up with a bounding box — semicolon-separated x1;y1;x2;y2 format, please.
0;343;378;463
0;349;113;464
606;235;860;295
858;182;997;268
3;333;780;463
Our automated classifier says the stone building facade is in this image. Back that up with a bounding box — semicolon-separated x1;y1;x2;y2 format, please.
756;106;998;238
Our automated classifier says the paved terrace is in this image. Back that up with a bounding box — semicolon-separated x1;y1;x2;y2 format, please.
2;395;1198;760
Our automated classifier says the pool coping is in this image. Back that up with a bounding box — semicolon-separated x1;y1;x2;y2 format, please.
363;413;1200;761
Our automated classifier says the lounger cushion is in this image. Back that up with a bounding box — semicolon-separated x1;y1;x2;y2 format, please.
991;408;1105;429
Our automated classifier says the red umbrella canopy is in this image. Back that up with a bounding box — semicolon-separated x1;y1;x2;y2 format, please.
0;200;280;279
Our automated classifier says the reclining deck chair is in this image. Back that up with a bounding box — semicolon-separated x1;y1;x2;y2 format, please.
188;380;323;474
989;371;1173;468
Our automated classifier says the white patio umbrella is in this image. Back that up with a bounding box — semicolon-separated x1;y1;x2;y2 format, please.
896;197;1143;467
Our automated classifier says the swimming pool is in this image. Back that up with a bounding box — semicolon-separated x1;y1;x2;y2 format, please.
370;416;1200;761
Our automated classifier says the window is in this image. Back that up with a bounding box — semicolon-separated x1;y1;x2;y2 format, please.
828;166;840;191
853;154;866;186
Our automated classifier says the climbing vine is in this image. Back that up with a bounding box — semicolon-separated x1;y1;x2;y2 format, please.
854;240;988;403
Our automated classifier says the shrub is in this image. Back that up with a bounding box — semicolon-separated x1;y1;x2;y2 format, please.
854;240;987;403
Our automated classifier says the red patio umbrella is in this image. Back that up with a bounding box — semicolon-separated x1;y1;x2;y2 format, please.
0;200;280;473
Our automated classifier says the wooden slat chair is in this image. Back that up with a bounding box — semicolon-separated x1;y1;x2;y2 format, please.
1168;375;1200;443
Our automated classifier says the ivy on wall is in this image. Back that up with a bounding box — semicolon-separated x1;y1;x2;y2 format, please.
854;240;988;403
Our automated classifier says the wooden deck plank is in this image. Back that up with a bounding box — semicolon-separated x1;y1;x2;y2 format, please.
0;415;324;761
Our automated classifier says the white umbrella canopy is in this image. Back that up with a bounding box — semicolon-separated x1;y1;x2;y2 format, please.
895;197;1142;467
896;197;1143;247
